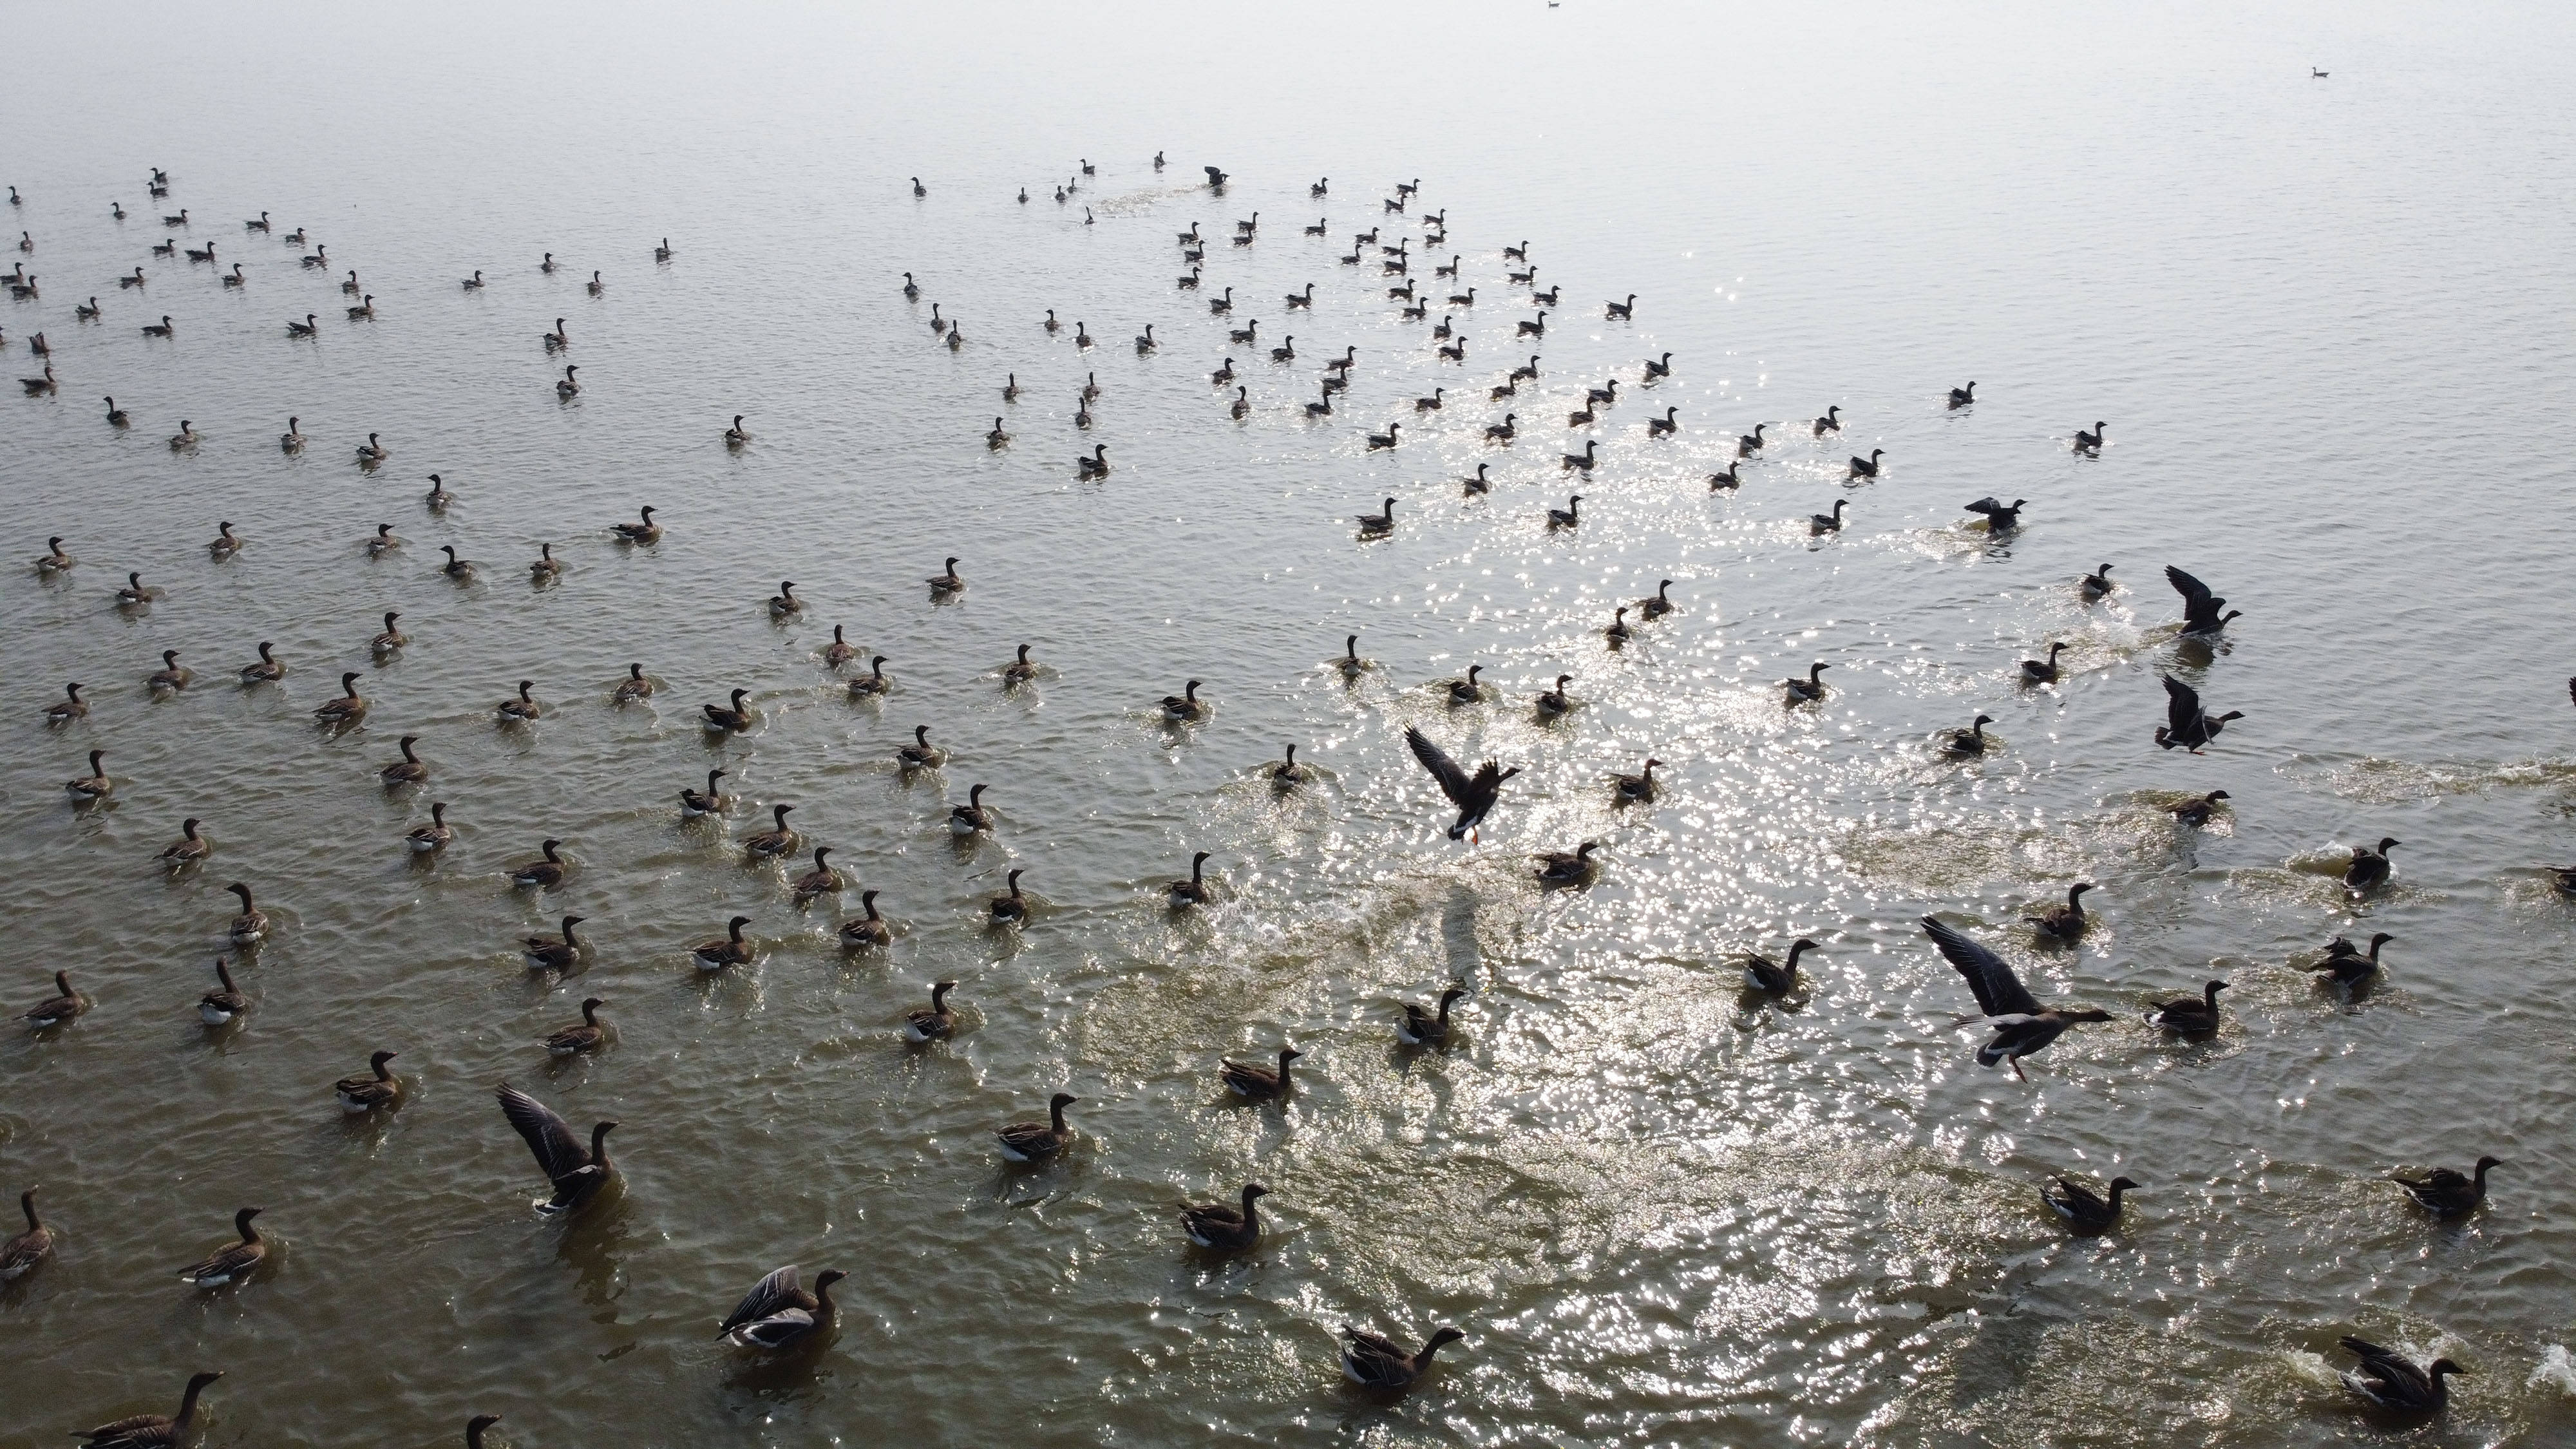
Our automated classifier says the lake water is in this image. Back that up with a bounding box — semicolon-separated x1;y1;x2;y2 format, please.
6;2;2575;1445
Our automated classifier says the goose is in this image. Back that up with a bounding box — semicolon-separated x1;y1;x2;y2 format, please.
1367;422;1400;450
1531;284;1560;306
2041;1175;2137;1232
1647;406;1679;436
2336;1338;2468;1414
1341;1325;1466;1391
347;294;375;319
77;295;104;317
1338;635;1367;676
184;240;217;263
1180;1183;1269;1251
64;748;113;802
1535;674;1574;716
2074;421;2107;451
1517;310;1548;337
1176;265;1202;289
406;801;453;853
950;782;994;833
1236;211;1260;235
1168;851;1214;906
692;915;756;970
141;314;175;338
72;1370;225;1448
1604;606;1633;645
1502;240;1530;261
1446;664;1484;705
1964;497;2024;532
1940;714;1994;757
996;1091;1077;1160
167;419;200;450
160;817;213;865
897;724;945;768
587;269;603;294
842;891;895;951
45;681;88;722
380;735;429;786
22;970;88;1028
1737;422;1768;457
1231;384;1252;418
496;679;543;723
611;662;654;703
312;672;366;724
542;251;558;271
1176;222;1203;245
1922;915;2112;1079
791;846;844;902
554;364;580;397
1547;493;1584;527
990;867;1029;922
1708;462;1742;491
2544;863;2576;893
3;1188;55;1278
439;544;476;580
509;838;569;888
281;417;309;453
2154;673;2240;753
116;571;160;605
1604;292;1636;320
719;1266;848;1350
1074;393;1095;428
2392;1156;2501;1218
1405;726;1518;839
1270;336;1296;363
1161;679;1208;721
459;265;483;285
1436;332;1466;360
722;413;752;445
743;803;799;856
2020;641;2069;683
543;317;567;350
1356;497;1395;533
1612;757;1660;803
680;770;731;817
612;504;661;543
1461;462;1492;495
1741;938;1820;994
946;321;965;349
2170;790;2230;827
1848;448;1884;479
177;1208;272;1287
657;234;677;257
848;656;892;696
208;520;244;558
164;207;190;227
928;556;967;592
2080;564;2116;599
2312;67;2329;78
1271;743;1311;785
1388;278;1416;300
1559;442;1597;474
702;687;756;732
496;1082;618;1213
1485;412;1519;440
332;1054;401;1113
1446;283;1479;308
283;226;306;244
355;432;390;463
1414;386;1446;412
1075;321;1093;346
1811;404;1841;436
2344;837;2400;893
18;363;55;393
6;273;37;298
767;580;802;618
1220;1046;1302;1100
1810;498;1849;534
147;649;193;690
2145;979;2228;1034
2164;565;2239;634
222;263;245;287
524;920;584;973
1567;399;1596;427
1948;381;1976;407
1534;840;1601;884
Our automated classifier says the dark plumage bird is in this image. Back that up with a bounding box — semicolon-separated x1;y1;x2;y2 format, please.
2020;642;2069;683
718;1265;846;1350
196;958;248;1025
1940;714;1994;757
524;917;583;972
334;1051;402;1112
2336;1337;2468;1414
2041;1175;2137;1232
1963;497;2024;532
495;1082;618;1213
3;1186;54;1278
2170;790;2230;827
1533;840;1601;884
2155;674;2240;753
1405;726;1519;840
1220;1046;1302;1099
2391;1155;2501;1218
2344;837;2400;893
23;970;87;1028
1785;663;1830;703
2081;564;2116;599
543;997;608;1054
2145;980;2228;1034
2305;931;2393;988
1339;1324;1466;1390
176;1206;267;1285
996;1092;1077;1160
73;1370;223;1448
1739;938;1819;994
2165;565;2240;635
1397;985;1466;1046
2025;882;2092;940
1922;916;2112;1081
903;980;956;1039
1180;1183;1268;1251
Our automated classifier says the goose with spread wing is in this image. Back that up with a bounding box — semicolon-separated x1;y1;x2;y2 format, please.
2164;565;2240;636
1405;725;1519;840
1922;916;2111;1081
717;1264;846;1350
2155;673;2241;753
495;1082;617;1214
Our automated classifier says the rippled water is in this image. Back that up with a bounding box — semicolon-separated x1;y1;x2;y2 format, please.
6;3;2576;1445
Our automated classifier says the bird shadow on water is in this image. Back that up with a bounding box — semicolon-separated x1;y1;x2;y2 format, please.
549;1192;632;1309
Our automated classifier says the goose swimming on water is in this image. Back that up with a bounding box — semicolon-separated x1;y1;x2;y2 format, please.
1162;679;1208;721
497;1082;618;1213
524;919;584;973
1848;448;1884;478
1221;1046;1302;1099
2344;837;2400;893
1548;491;1585;525
2074;421;2107;451
1741;938;1819;994
900;978;955;1036
159;817;212;866
2392;1155;2500;1218
1708;462;1741;491
897;724;945;768
224;881;270;943
990;867;1028;922
996;1091;1077;1160
45;682;87;723
1810;499;1849;534
1922;915;2112;1079
2336;1338;2468;1414
2145;980;2228;1034
333;1055;401;1113
612;505;661;544
497;679;543;722
1535;674;1574;715
792;847;844;902
1357;497;1395;533
312;672;367;724
5;1187;56;1278
612;662;654;703
406;801;453;852
719;1265;847;1350
380;734;429;786
72;1370;224;1448
509;838;569;889
2170;790;2230;826
1168;851;1213;906
1180;1184;1268;1251
1964;497;2024;532
950;782;994;833
680;770;731;817
22;971;87;1028
1940;714;1994;757
1340;1325;1466;1391
1271;743;1311;785
1948;381;1976;407
2081;564;2115;598
65;748;111;800
849;655;892;696
702;687;755;732
2042;1175;2137;1232
1534;840;1601;884
693;915;755;971
2020;642;2069;683
177;1210;270;1286
2027;882;2093;940
743;803;799;856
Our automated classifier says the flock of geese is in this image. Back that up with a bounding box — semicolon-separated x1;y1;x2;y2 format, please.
7;157;2555;1441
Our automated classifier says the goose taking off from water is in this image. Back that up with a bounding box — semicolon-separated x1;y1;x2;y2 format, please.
2155;674;2240;753
1405;726;1519;840
1922;916;2112;1080
496;1081;618;1213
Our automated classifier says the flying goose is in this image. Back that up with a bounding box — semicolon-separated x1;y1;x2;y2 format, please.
1740;938;1819;994
496;1081;617;1213
1922;916;2111;1079
2155;674;2240;753
2391;1156;2501;1218
1340;1325;1466;1390
996;1092;1077;1160
1220;1046;1302;1099
523;918;584;972
2336;1338;2467;1414
1405;726;1517;840
2025;882;2092;940
719;1265;847;1350
1180;1183;1268;1251
693;915;755;971
22;971;86;1028
74;1372;224;1448
2041;1175;2137;1232
333;1052;401;1112
903;980;956;1039
1397;985;1467;1045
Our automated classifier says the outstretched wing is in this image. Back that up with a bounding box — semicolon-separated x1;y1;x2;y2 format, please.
1405;726;1473;810
2164;565;2222;624
1920;916;2041;1018
1964;497;2003;516
719;1265;803;1336
497;1082;590;1179
2161;673;2203;734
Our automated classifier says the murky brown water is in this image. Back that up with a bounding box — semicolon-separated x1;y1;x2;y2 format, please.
6;3;2576;1445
